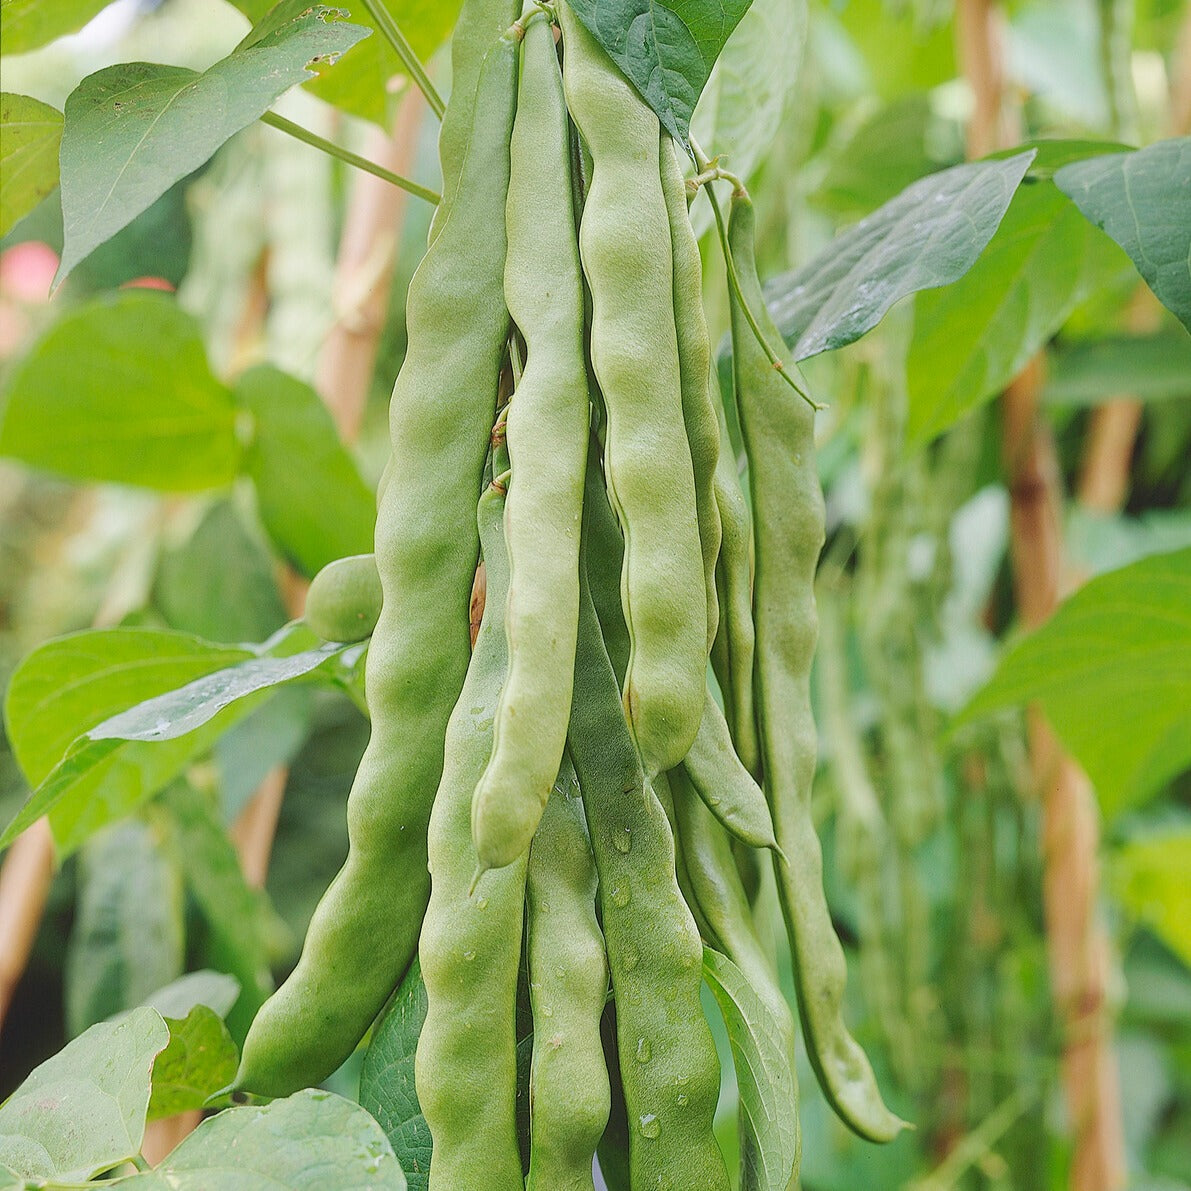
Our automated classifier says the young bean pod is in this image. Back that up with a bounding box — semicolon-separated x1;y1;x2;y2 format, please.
304;553;382;643
472;12;589;872
416;472;525;1191
525;758;610;1191
727;188;905;1143
559;0;706;778
233;27;520;1098
568;495;730;1191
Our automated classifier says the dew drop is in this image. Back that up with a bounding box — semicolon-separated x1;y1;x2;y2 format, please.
476;897;489;911
676;1094;689;1106
542;1005;554;1018
611;884;631;908
636;1037;652;1063
463;950;476;962
639;1114;661;1139
614;827;632;853
623;948;640;971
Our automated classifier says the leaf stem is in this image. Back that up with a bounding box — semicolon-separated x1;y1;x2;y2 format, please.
261;112;440;206
357;0;445;119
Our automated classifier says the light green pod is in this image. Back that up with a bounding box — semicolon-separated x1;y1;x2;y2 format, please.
525;758;610;1191
233;28;520;1099
416;475;525;1191
304;553;382;643
660;132;721;650
681;692;778;853
472;13;589;872
728;189;904;1143
559;0;706;778
569;495;730;1191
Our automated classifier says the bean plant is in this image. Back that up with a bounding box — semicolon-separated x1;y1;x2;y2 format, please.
0;0;1188;1189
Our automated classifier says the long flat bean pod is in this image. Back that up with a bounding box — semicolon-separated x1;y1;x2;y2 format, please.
727;188;904;1143
416;473;525;1191
559;0;706;778
568;499;729;1191
233;28;520;1098
525;757;610;1191
472;13;589;871
660;131;721;650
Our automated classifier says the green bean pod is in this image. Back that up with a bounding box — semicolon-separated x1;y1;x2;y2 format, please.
671;769;800;1189
417;473;525;1189
727;189;904;1143
472;13;589;872
429;0;521;241
232;28;520;1098
304;553;382;643
569;497;730;1191
525;758;610;1191
660;132;721;651
585;436;630;685
559;0;706;778
681;692;778;853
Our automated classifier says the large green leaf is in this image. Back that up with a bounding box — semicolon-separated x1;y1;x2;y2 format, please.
237;365;376;576
55;1;369;284
0;1007;168;1182
1113;830;1191;967
0;93;62;237
906;179;1132;445
1055;138;1191;332
764;152;1034;361
567;0;752;150
0;0;113;54
688;0;806;235
127;1090;407;1190
1044;332;1191;405
360;958;432;1190
703;948;800;1191
0;292;239;490
959;548;1191;820
148;1004;239;1121
65;819;185;1037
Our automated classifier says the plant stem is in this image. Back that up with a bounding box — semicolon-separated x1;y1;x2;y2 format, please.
357;0;445;119
261;112;440;206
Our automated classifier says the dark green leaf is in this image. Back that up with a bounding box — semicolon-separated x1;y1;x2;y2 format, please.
139;970;242;1021
1055;138;1191;332
765;152;1035;361
0;1007;168;1182
1045;333;1191;405
906;179;1132;445
65;819;185;1037
148;1005;239;1120
55;2;369;283
567;0;752;149
703;947;800;1191
360;959;431;1189
960;548;1191;819
990;138;1135;179
0;0;113;54
0;292;238;490
0;93;63;237
237;364;375;576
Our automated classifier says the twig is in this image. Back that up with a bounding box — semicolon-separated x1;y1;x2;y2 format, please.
260;112;440;206
0;818;55;1028
357;0;445;118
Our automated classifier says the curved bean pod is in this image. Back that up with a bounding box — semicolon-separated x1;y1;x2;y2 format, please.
525;758;610;1191
233;27;520;1098
727;188;904;1143
559;0;706;777
472;13;589;871
304;553;382;643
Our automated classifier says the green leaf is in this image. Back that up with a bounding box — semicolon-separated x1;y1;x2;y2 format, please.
1113;830;1191;967
959;548;1191;819
0;93;63;237
702;947;800;1191
1055;138;1191;332
139;970;242;1021
360;958;431;1190
0;0;113;54
148;1004;239;1121
835;0;955;99
688;0;806;235
127;1089;407;1189
906;179;1132;445
567;0;752;150
1045;332;1191;405
65;819;185;1037
237;365;376;576
0;292;239;490
55;1;369;284
0;1007;168;1182
765;152;1035;361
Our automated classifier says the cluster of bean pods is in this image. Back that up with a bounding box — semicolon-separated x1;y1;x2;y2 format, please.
235;2;904;1185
